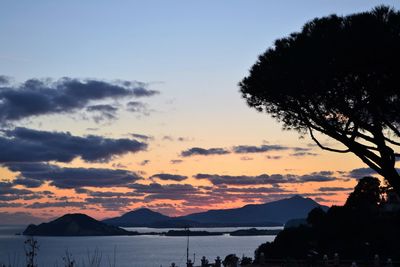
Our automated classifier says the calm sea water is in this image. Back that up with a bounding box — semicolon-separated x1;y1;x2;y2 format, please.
0;225;279;267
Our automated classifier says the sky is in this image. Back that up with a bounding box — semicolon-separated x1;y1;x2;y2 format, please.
0;0;399;224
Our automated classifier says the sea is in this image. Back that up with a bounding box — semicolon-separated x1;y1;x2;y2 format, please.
0;225;280;267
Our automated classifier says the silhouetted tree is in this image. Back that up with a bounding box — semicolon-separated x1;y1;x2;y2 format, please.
307;207;326;227
345;176;383;211
240;255;252;266
223;254;239;267
239;6;400;194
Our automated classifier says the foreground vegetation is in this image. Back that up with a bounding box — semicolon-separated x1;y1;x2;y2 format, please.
254;177;400;263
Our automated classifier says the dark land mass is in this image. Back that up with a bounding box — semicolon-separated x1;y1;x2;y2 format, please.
165;230;224;236
163;228;281;236
103;195;327;227
180;195;327;225
22;214;281;236
102;208;170;227
229;228;281;236
23;213;137;236
284;218;308;229
254;177;400;262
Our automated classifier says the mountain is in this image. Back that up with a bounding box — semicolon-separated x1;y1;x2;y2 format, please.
23;213;134;236
180;195;328;225
103;208;171;227
103;196;328;227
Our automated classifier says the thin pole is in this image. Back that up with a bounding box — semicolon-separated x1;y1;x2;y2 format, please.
186;227;189;265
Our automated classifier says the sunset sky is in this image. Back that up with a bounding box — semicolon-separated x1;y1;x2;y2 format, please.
1;0;399;224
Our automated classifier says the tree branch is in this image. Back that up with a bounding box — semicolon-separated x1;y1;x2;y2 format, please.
308;126;351;153
384;137;400;146
384;120;400;137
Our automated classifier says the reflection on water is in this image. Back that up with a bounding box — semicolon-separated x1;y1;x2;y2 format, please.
0;225;278;267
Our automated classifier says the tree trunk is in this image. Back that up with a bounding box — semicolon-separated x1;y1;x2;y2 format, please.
382;167;400;196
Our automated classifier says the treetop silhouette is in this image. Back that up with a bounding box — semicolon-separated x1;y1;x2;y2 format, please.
240;6;400;193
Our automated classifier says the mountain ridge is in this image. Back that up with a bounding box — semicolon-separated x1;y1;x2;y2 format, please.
103;195;328;227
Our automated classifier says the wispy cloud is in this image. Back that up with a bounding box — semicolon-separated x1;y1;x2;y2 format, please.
180;147;230;157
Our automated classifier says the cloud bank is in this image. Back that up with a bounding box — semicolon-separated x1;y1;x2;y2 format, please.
0;127;147;163
0;77;159;123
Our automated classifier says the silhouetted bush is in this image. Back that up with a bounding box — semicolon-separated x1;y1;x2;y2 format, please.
254;177;400;261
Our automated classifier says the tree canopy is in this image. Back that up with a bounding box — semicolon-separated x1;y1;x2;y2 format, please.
345;176;382;211
240;6;400;193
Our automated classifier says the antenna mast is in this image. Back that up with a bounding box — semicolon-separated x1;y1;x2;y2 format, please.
186;226;189;265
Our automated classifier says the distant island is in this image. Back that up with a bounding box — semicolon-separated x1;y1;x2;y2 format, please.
22;196;324;236
229;228;281;236
22;214;282;237
103;195;327;228
23;214;136;236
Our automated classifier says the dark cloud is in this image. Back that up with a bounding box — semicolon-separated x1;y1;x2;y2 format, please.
86;128;99;131
0;75;11;85
74;188;90;194
0;202;24;208
194;173;283;185
84;190;143;198
126;101;150;115
6;162;142;189
170;159;183;164
26;201;86;209
180;144;312;157
85;197;140;211
348;168;377;179
127;87;158;97
13;177;44;188
240;156;253;161
194;172;337;186
130;183;198;195
180;147;230;157
213;186;290;194
291;147;312;152
74;189;142;210
139;160;150;166
162;136;174;141
266;155;282;160
86;104;118;123
232;145;288;153
290;152;318;157
299;172;337;182
150;173;188;181
0;181;32;195
163;136;190;142
0;77;158;123
318;187;353;192
0;181;52;201
313;197;329;203
131;133;153;141
0;127;147;163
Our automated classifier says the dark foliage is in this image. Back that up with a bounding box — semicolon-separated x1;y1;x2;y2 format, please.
239;6;400;194
240;255;253;266
254;177;400;261
345;176;383;211
223;254;239;267
24;237;39;267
